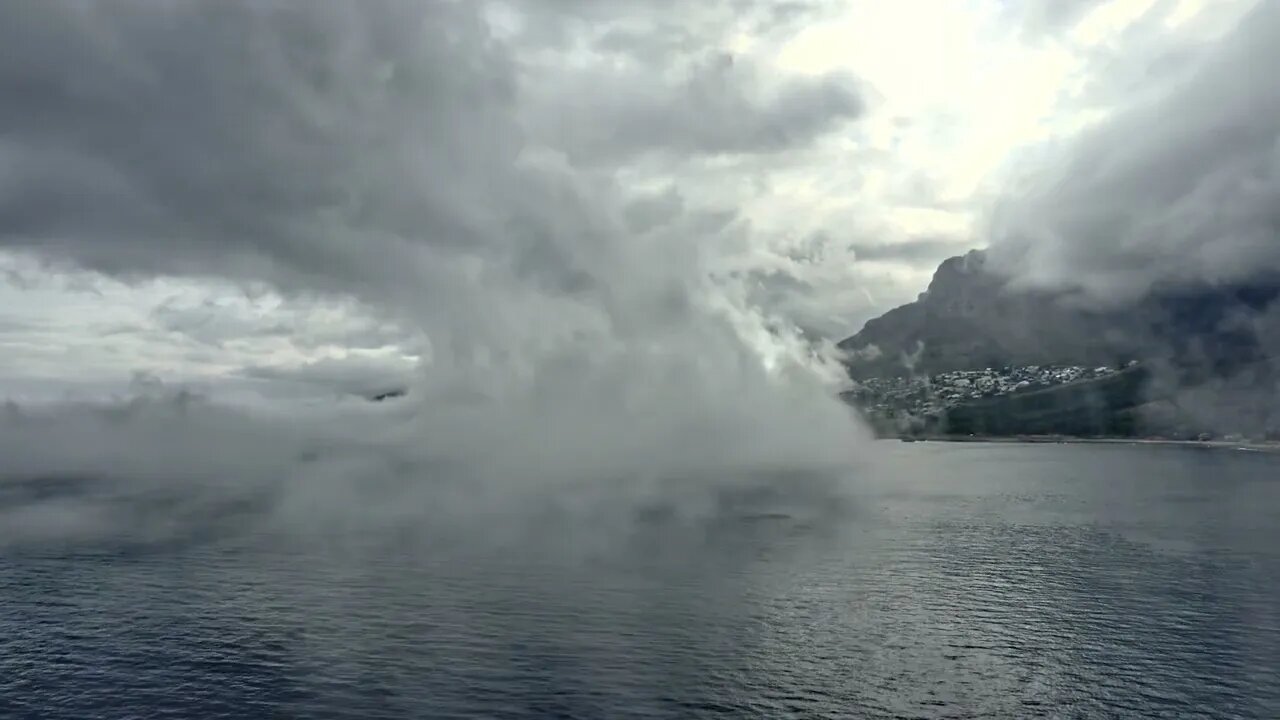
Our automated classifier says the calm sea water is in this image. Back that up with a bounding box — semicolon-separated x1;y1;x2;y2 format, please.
3;443;1278;719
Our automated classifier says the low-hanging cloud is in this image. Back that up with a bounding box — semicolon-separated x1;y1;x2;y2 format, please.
0;0;867;550
848;237;968;265
986;0;1280;304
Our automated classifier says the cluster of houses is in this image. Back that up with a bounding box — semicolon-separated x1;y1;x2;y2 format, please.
844;364;1128;419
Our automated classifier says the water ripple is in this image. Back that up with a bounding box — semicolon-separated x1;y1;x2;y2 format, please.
2;445;1279;718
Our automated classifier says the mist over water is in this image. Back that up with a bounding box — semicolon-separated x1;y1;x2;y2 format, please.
0;364;864;555
0;0;867;550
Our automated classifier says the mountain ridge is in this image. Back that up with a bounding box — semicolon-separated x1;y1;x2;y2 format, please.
839;249;1280;380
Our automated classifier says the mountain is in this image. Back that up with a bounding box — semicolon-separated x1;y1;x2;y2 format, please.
839;250;1280;437
838;251;1139;379
839;249;1280;380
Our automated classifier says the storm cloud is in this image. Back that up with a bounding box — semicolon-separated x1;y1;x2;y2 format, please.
0;0;869;363
0;1;526;301
0;0;866;547
523;52;864;164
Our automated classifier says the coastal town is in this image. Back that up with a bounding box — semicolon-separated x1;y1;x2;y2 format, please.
842;364;1132;421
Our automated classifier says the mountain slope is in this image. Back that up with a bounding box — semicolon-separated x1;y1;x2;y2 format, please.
839;250;1280;436
840;250;1280;378
838;251;1136;378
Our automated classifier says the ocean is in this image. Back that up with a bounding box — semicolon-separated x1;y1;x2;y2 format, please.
3;443;1278;718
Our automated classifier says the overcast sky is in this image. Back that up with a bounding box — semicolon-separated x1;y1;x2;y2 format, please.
0;0;1273;400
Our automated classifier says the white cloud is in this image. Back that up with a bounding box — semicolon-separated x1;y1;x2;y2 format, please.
987;0;1280;302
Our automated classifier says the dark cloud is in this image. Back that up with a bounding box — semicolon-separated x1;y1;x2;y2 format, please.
1004;0;1182;40
987;0;1280;304
848;238;970;265
522;53;864;164
0;0;520;300
1011;0;1107;35
499;0;861;163
0;0;699;368
508;0;835;52
0;0;866;356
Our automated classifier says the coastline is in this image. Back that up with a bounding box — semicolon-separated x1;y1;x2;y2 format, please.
894;435;1280;454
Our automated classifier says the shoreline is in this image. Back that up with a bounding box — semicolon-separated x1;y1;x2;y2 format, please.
892;435;1280;453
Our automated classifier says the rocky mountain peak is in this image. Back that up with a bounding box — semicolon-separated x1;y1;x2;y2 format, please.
838;251;1280;381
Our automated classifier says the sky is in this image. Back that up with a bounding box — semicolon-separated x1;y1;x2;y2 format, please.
0;0;1273;401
